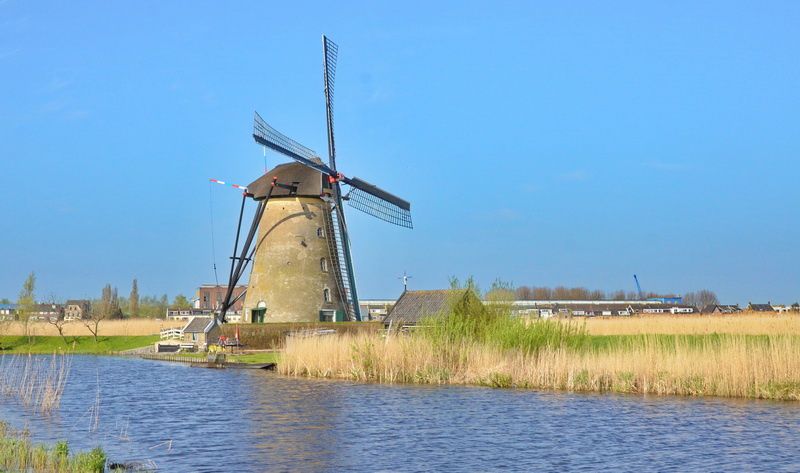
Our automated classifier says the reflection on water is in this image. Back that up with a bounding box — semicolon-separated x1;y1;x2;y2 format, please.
0;356;799;472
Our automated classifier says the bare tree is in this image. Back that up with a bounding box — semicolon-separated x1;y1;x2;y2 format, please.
589;290;604;300
17;272;36;344
84;284;122;342
683;290;719;309
45;294;69;345
533;287;552;300
609;290;626;301
515;286;533;300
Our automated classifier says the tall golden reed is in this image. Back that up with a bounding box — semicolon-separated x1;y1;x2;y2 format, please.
0;354;71;413
1;319;183;337
583;313;800;336
280;333;800;400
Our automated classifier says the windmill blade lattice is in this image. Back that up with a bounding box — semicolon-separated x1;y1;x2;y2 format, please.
323;36;338;169
253;112;332;174
346;187;413;228
341;174;412;228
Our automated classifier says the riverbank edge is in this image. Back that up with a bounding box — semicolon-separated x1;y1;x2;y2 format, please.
279;333;800;401
0;335;159;355
0;336;281;365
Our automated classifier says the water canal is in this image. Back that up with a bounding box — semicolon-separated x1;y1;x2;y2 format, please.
1;356;799;472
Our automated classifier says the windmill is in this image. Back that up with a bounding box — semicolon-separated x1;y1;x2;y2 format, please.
217;35;412;324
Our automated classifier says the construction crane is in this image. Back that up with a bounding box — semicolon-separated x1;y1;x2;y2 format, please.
633;274;644;300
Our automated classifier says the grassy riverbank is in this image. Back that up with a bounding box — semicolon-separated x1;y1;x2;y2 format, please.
0;422;105;472
167;351;280;364
280;307;800;400
0;336;158;354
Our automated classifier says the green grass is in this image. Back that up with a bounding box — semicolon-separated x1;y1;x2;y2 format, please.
421;300;590;356
421;300;797;358
227;352;279;364
0;336;158;354
584;333;792;352
221;322;381;349
169;351;280;364
0;422;105;472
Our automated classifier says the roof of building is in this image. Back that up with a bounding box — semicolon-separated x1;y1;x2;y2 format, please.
247;162;325;200
383;289;472;326
33;303;62;312
0;303;17;310
563;303;631;312
748;303;774;311
66;299;91;307
183;316;220;333
198;284;247;289
183;317;210;333
510;300;660;307
701;304;741;314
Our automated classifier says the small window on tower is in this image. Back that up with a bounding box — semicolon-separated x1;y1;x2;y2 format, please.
317;227;324;238
321;257;328;272
323;288;331;303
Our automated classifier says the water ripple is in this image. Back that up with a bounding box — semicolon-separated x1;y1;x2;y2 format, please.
0;356;798;472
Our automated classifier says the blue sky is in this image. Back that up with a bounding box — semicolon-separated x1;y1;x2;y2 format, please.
1;1;798;304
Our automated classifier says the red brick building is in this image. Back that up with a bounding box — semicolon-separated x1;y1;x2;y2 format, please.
195;284;247;312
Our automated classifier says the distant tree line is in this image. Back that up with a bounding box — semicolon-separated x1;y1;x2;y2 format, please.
480;281;720;308
2;275;195;321
511;285;679;301
681;290;719;309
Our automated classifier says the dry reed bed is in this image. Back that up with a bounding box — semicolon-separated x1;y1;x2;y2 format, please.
0;354;71;413
582;313;800;335
280;333;800;400
0;319;183;337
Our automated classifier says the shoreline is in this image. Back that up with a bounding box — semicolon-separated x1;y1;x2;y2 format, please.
279;331;800;401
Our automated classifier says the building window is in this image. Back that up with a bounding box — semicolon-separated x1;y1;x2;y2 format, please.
320;257;328;272
323;288;331;303
317;227;324;238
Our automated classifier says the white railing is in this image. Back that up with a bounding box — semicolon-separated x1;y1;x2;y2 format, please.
160;328;183;340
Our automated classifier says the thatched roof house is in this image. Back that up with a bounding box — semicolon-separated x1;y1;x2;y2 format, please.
382;289;482;328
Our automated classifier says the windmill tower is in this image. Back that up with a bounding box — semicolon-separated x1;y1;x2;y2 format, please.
217;35;412;323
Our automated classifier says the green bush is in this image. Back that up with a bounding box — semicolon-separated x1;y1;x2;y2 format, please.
421;292;589;356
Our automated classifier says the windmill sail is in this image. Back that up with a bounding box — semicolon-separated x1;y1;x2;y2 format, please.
322;203;357;321
252;112;335;173
321;35;361;321
249;36;412;322
343;177;413;229
322;35;338;170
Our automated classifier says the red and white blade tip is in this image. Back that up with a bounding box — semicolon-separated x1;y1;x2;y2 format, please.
210;179;247;192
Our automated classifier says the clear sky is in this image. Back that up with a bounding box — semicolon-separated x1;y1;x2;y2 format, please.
1;1;798;305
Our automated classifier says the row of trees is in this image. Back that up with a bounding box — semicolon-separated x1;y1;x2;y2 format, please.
682;290;719;309
469;278;720;308
5;273;201;346
3;274;195;325
512;285;680;302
